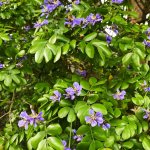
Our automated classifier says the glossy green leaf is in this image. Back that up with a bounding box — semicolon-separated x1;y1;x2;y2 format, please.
91;103;107;115
58;107;70;118
54;47;61;63
47;124;62;135
83;32;97;42
35;49;44;63
67;108;76;122
142;137;150;150
122;53;133;65
85;43;95;58
47;137;64;150
44;47;52;63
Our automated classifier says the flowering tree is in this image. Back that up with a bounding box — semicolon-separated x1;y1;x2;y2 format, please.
0;0;150;150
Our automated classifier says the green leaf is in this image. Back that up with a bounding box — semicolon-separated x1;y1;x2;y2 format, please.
58;107;70;118
87;94;99;104
44;47;52;63
92;40;111;57
104;136;115;147
78;41;86;53
122;126;130;140
114;108;121;118
27;131;45;150
132;53;141;67
83;32;97;42
35;49;44;63
47;43;57;55
59;100;72;107
62;43;70;55
4;75;12;86
89;141;96;150
47;137;64;150
67;108;76;122
132;93;144;106
122;141;134;149
12;75;20;84
29;40;47;54
91;104;107;115
134;48;145;59
70;40;76;49
122;53;133;65
47;124;62;136
142;137;150;150
54;47;61;63
77;125;90;135
89;77;97;85
10;134;18;144
80;80;90;90
0;33;10;41
49;34;57;44
85;43;95;58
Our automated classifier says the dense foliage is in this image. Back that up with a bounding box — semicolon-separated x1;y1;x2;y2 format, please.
0;0;150;149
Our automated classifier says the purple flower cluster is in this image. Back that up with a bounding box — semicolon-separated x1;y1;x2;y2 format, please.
73;0;80;5
41;0;62;18
141;81;150;92
64;82;82;100
65;16;84;28
72;129;83;142
50;82;82;102
106;35;112;44
24;25;31;31
65;13;102;28
62;140;71;150
145;28;150;39
143;28;150;47
85;109;110;130
33;19;49;28
83;13;102;28
142;109;150;119
76;69;87;77
0;63;4;69
0;1;3;6
18;110;44;130
112;0;124;4
50;90;61;102
113;89;126;100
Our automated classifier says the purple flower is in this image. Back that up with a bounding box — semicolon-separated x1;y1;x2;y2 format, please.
143;40;150;47
73;129;83;142
62;140;71;150
113;89;126;100
33;20;49;28
142;109;150;119
65;16;84;28
50;90;61;102
76;69;87;77
85;109;104;127
144;87;150;92
0;63;4;69
41;0;61;17
18;111;31;130
106;35;112;44
0;2;3;6
64;87;75;100
145;28;150;40
112;0;124;4
24;25;31;31
73;0;80;5
29;110;44;127
83;13;102;27
18;110;44;130
73;82;82;96
102;123;111;130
